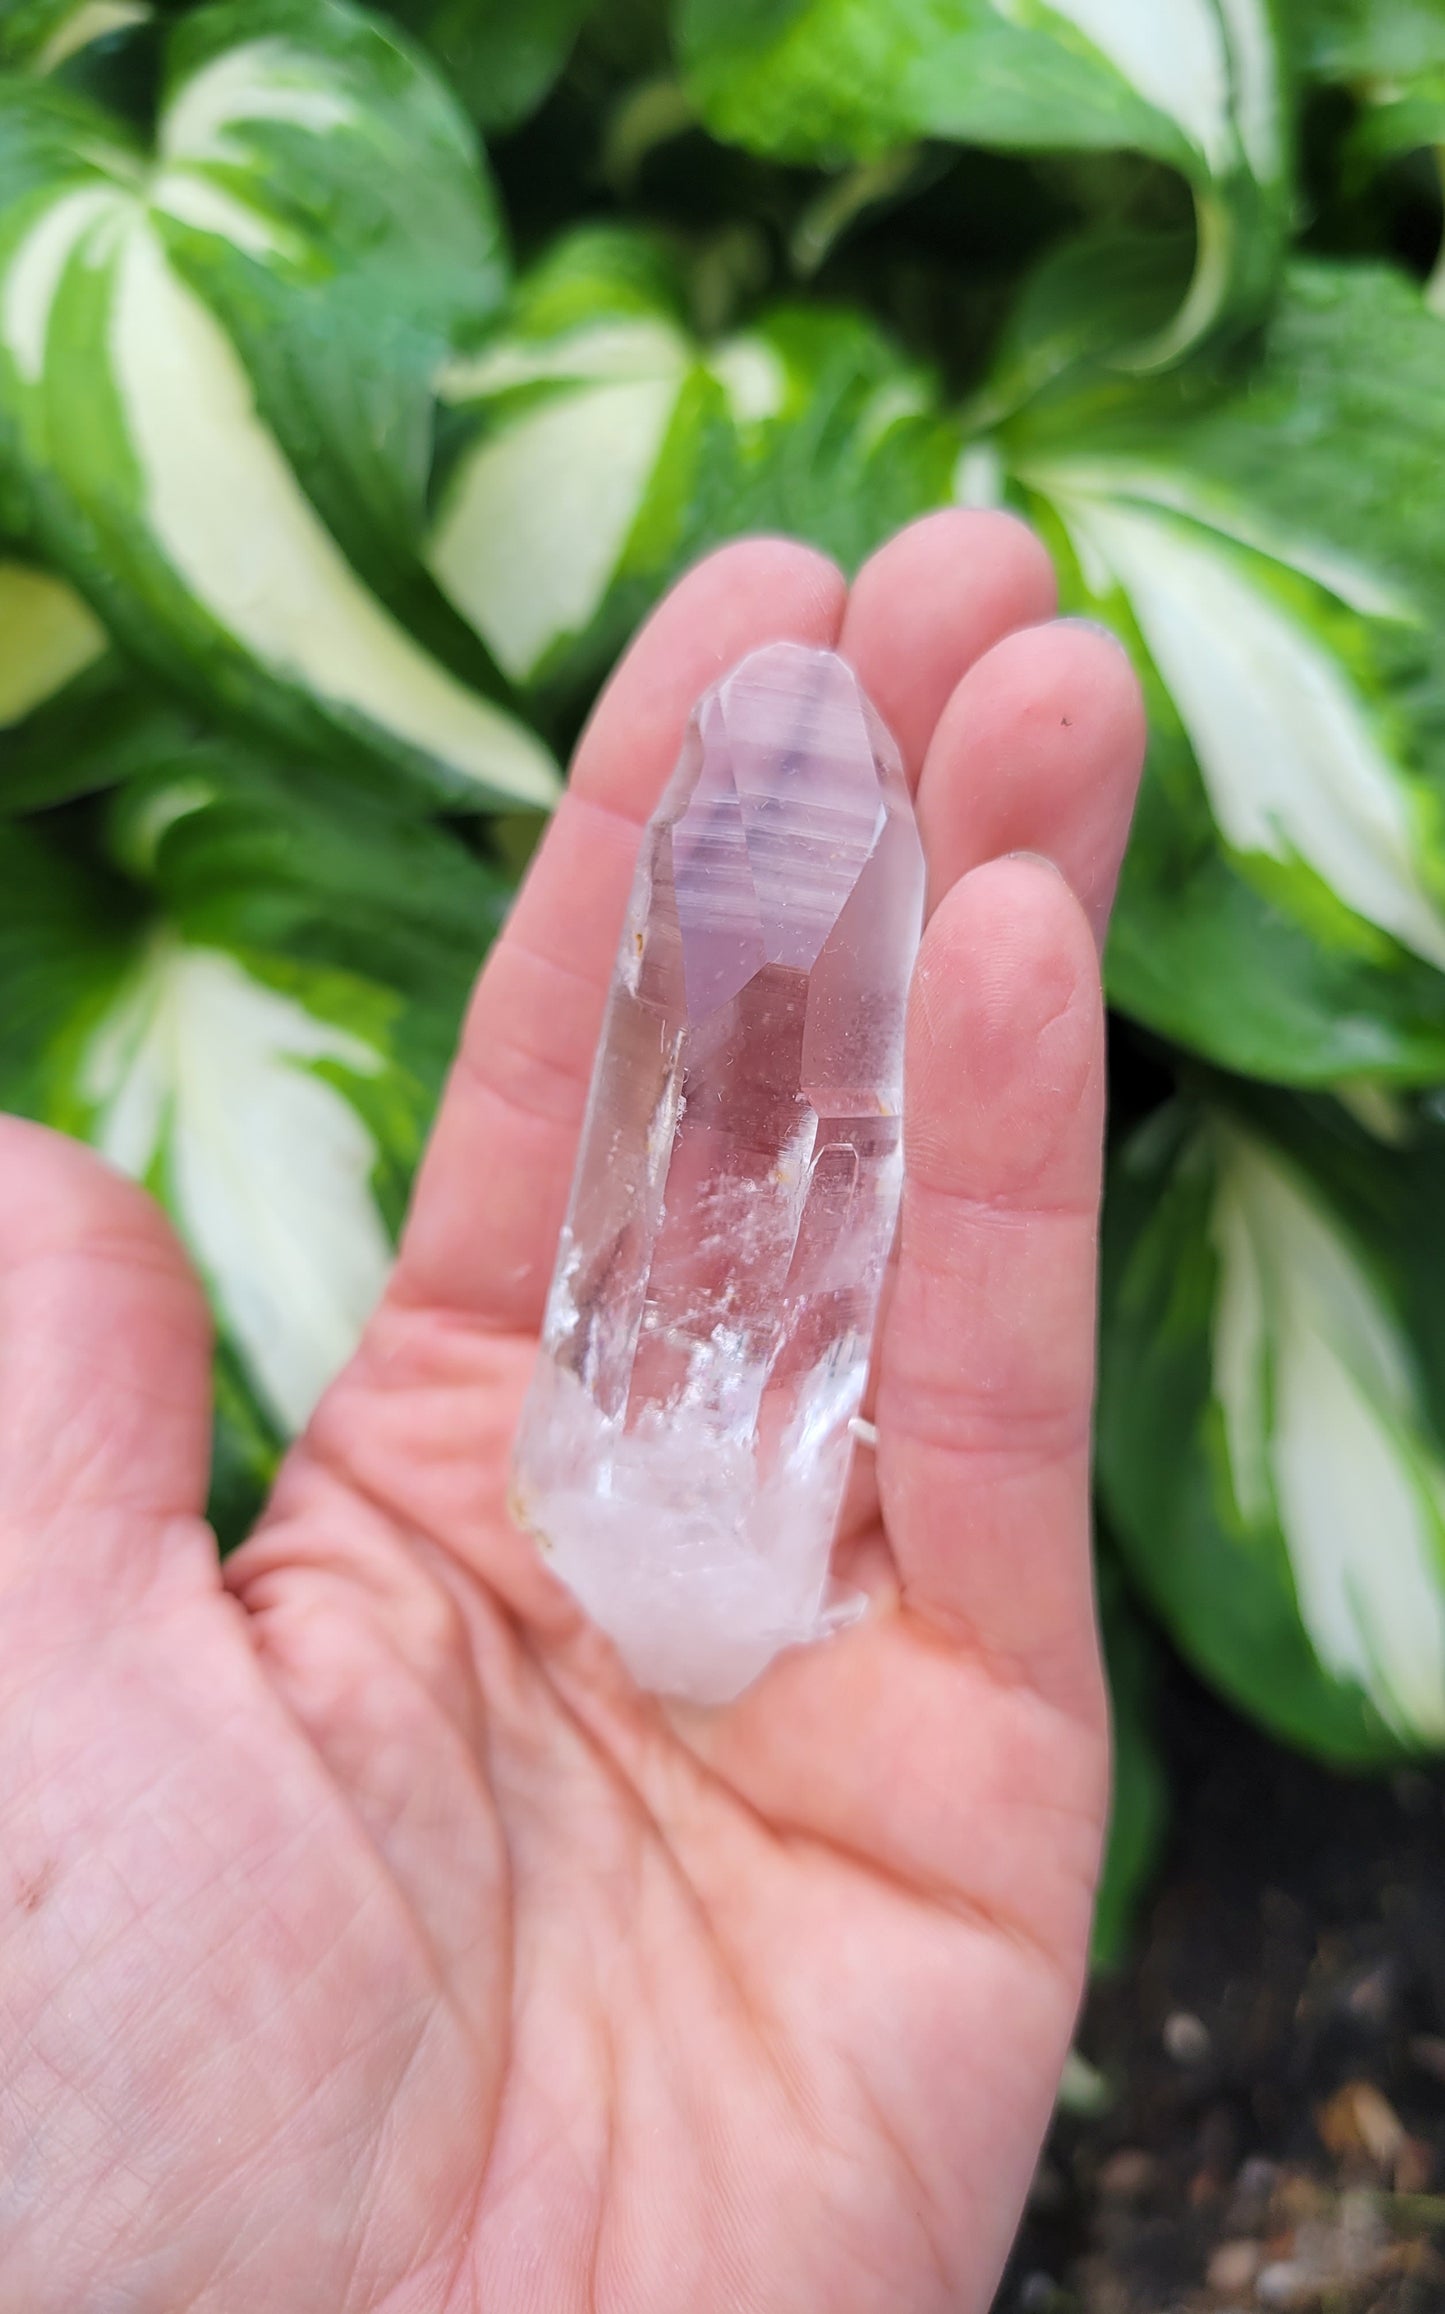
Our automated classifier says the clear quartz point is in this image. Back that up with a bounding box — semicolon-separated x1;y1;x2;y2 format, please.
511;641;925;1704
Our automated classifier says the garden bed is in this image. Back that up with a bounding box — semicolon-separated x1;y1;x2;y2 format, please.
1004;1669;1445;2314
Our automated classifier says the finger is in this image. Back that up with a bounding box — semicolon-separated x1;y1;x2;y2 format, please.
917;618;1145;938
0;1117;216;1614
840;507;1057;781
839;620;1142;1547
392;537;847;1331
877;856;1105;1718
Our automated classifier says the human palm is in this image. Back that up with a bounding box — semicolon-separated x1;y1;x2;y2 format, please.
0;515;1144;2314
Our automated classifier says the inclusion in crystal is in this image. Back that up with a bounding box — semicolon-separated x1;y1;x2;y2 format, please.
511;642;925;1704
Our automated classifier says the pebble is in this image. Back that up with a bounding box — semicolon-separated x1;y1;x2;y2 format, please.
1056;2048;1112;2116
1097;2148;1157;2199
1207;2239;1263;2295
1255;2259;1311;2307
1252;2200;1393;2309
1343;1960;1394;2025
1163;2010;1212;2065
1226;2153;1279;2231
1017;2274;1060;2313
1316;2078;1405;2166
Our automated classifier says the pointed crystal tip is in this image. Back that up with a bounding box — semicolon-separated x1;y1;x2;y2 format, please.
668;643;904;1021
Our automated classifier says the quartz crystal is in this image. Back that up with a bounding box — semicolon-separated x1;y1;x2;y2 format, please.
512;642;924;1704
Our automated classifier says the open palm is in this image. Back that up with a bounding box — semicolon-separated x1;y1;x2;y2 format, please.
0;513;1144;2314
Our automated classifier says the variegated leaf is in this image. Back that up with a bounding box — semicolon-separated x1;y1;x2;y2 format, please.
429;226;954;695
677;0;1289;352
1101;1096;1445;1759
0;4;559;807
0;556;105;728
0;0;152;73
0;735;506;1528
1002;257;1445;1083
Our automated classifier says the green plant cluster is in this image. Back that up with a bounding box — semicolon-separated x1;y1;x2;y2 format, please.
3;0;1445;1959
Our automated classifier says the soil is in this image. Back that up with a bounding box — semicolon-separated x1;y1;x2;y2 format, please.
997;1663;1445;2314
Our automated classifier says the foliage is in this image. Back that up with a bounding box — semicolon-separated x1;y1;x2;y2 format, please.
1091;1550;1169;1972
1100;1088;1445;1762
5;0;1445;1956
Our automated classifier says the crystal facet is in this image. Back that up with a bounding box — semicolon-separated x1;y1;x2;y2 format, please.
512;642;925;1704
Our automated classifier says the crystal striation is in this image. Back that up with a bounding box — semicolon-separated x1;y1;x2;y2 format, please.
511;642;924;1704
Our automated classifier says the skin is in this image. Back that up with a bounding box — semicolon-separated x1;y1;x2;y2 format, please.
0;513;1145;2314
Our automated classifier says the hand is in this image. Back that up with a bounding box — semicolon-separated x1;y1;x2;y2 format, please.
0;515;1144;2314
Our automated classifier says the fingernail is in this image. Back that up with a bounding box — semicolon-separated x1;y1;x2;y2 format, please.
1055;614;1133;658
1005;849;1111;955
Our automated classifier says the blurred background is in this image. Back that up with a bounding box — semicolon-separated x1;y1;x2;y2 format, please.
2;0;1445;2305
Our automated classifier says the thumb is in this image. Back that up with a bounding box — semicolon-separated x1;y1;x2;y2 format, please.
0;1117;216;1618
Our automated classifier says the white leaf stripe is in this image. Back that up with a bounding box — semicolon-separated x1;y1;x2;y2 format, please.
439;316;693;400
34;0;150;75
1025;458;1413;619
107;219;557;802
158;38;356;167
150;168;296;259
83;937;393;1434
0;175;558;805
0;559;105;725
1216;0;1284;180
1209;1124;1445;1744
430;372;688;683
3;181;121;381
429;306;799;683
1038;0;1236;170
0;16;548;805
708;334;788;423
1056;492;1445;971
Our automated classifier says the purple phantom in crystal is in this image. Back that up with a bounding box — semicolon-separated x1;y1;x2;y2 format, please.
511;642;925;1704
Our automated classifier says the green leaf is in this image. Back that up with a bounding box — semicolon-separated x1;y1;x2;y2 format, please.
1351;78;1445;174
1;668;199;813
1092;1551;1169;1972
675;0;1291;353
381;0;594;129
429;225;955;700
1290;0;1445;86
0;814;140;1114
1099;1092;1445;1763
0;6;560;808
209;1333;283;1550
82;929;409;1431
107;739;510;1084
0;0;153;75
429;227;734;699
1003;257;1445;1084
968;225;1197;426
1288;0;1445;308
0;736;505;1438
722;301;958;566
159;0;509;561
0;555;106;726
0;532;208;827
